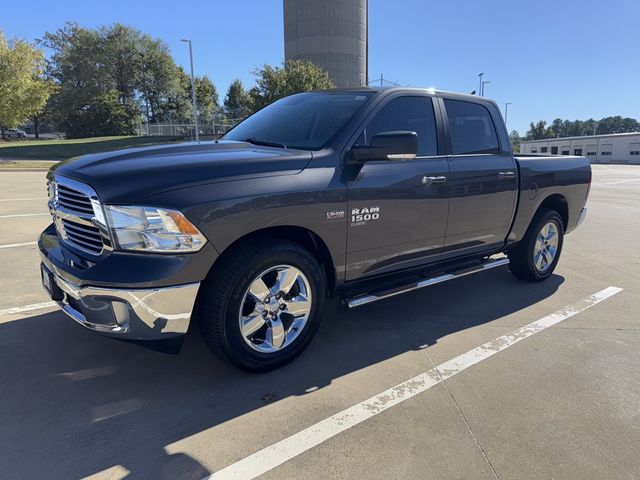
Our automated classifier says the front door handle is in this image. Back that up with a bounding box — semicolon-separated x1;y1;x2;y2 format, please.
498;171;516;179
422;175;447;185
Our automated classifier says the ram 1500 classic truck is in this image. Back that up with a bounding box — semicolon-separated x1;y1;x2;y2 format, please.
39;88;591;371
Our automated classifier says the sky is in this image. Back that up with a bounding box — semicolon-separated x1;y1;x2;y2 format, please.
3;0;639;134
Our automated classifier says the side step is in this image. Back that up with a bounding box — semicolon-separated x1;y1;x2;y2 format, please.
346;257;510;309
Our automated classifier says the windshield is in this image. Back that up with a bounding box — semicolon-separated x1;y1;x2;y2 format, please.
223;91;375;150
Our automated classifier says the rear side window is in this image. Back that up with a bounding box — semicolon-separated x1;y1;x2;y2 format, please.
444;99;500;155
356;96;438;156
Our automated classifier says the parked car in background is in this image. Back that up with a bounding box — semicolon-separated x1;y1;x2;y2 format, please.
39;87;592;371
3;128;27;139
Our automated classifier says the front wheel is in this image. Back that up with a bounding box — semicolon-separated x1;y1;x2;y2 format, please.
196;238;326;372
508;209;564;282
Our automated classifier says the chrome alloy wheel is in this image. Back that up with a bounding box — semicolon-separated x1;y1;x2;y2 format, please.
239;265;312;353
533;222;559;272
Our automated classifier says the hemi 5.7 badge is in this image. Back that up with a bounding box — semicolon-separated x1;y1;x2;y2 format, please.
351;206;380;226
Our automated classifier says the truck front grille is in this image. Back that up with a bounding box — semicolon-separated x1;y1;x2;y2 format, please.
57;184;95;215
48;176;109;256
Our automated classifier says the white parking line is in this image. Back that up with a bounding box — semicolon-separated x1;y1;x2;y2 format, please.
0;301;57;316
0;197;47;202
205;286;623;480
0;241;37;249
0;213;48;218
593;177;640;186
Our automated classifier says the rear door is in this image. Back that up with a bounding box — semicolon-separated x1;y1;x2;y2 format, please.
345;95;450;280
440;98;517;257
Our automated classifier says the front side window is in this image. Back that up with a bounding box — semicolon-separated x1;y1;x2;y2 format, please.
444;99;500;155
224;91;374;150
355;96;438;156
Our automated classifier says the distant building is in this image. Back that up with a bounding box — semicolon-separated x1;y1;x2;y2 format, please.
520;132;640;164
283;0;368;88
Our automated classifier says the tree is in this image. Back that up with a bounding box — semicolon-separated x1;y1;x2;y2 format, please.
248;59;333;113
224;79;250;120
0;32;53;138
194;75;219;123
526;120;553;140
509;130;521;153
42;22;209;137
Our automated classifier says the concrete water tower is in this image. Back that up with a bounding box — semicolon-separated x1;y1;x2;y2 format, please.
284;0;368;88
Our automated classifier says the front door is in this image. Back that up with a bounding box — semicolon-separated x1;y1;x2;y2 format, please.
441;98;518;257
345;95;450;281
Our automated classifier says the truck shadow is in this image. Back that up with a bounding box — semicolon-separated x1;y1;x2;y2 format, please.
0;268;563;479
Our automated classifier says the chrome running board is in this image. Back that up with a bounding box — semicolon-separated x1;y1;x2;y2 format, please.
346;257;510;309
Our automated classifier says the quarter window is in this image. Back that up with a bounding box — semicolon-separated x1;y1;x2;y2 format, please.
444;99;500;155
356;96;438;156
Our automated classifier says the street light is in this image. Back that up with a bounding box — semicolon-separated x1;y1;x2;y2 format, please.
504;102;512;129
481;80;491;96
180;38;200;143
478;73;484;96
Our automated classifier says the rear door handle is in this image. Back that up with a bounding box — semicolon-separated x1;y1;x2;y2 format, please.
422;175;447;185
498;171;516;178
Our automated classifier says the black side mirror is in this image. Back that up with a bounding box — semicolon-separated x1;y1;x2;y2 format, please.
349;131;418;164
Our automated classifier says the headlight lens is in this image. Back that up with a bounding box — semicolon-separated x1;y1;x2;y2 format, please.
104;205;206;253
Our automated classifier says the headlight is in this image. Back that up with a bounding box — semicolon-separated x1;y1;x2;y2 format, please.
104;205;207;253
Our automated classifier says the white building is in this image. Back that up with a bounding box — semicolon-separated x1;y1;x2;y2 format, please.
520;132;640;164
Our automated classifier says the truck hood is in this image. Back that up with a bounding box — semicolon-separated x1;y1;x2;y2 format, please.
51;140;313;204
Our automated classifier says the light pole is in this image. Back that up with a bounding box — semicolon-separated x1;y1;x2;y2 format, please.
181;38;199;143
481;80;491;96
504;102;512;129
137;52;151;136
478;72;483;96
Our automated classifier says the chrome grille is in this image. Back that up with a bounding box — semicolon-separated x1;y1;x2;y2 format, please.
48;176;108;256
60;218;104;252
57;184;95;215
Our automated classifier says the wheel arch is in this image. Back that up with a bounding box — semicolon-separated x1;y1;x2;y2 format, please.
210;226;337;296
537;194;569;232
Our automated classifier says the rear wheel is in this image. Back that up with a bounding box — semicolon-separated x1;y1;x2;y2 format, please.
196;238;326;372
508;209;564;282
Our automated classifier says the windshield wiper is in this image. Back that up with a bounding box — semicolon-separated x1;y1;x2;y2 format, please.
243;137;287;149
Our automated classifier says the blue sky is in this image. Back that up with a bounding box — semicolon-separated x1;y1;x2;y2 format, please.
4;0;639;134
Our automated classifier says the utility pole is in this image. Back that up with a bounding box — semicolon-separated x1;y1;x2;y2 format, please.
137;52;151;136
478;73;484;96
181;38;200;143
504;102;512;129
481;80;491;96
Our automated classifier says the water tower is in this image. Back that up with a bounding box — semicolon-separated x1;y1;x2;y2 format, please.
284;0;368;88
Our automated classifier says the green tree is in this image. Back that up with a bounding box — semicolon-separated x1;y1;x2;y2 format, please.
224;79;250;119
549;118;564;138
509;130;521;152
42;22;205;137
248;59;333;113
526;120;553;140
0;32;53;138
194;75;219;123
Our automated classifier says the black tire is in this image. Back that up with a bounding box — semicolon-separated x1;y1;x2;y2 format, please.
196;238;326;372
508;209;564;282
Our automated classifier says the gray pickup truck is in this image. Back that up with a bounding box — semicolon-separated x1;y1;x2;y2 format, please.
39;87;591;371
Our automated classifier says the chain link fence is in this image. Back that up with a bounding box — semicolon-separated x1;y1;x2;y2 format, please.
137;118;245;140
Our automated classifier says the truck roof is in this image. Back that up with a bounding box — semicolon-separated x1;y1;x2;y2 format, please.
324;86;499;106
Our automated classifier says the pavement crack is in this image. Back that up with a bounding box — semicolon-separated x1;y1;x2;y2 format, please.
401;307;501;480
425;348;502;480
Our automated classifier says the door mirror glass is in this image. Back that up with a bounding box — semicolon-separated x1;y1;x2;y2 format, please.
350;131;418;163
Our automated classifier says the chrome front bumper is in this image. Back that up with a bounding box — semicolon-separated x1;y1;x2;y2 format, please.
41;264;199;341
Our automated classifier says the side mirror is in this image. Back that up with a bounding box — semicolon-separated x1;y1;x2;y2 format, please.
349;131;418;164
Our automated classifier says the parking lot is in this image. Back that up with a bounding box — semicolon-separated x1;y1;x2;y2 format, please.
0;164;639;480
